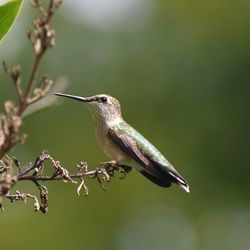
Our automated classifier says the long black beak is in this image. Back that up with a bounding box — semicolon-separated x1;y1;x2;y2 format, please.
54;93;91;102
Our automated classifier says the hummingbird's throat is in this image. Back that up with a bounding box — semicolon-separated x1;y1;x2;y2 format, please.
87;103;121;124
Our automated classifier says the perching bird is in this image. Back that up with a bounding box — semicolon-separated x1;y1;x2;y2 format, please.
54;93;190;193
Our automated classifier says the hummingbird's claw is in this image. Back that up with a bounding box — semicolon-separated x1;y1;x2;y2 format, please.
98;161;132;179
119;165;132;173
116;166;132;179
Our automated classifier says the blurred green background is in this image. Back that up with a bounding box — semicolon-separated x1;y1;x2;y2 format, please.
1;0;250;249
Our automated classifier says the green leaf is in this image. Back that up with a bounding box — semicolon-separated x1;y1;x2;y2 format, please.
0;0;22;42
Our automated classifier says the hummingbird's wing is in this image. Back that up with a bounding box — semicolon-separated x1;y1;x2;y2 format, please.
108;121;189;192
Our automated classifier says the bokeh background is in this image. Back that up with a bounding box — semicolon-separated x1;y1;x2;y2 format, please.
1;0;250;249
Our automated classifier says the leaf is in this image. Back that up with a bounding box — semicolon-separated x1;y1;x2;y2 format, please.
0;0;22;42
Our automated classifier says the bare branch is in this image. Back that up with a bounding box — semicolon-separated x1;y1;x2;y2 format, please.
0;0;62;158
0;152;132;213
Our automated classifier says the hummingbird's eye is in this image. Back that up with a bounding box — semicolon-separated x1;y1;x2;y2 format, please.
100;96;108;104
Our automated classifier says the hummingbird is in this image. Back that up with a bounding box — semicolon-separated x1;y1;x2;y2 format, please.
54;93;190;193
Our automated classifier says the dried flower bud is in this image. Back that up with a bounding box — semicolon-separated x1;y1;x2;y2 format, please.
47;28;55;38
34;38;42;55
46;28;56;47
54;0;62;8
4;101;15;114
12;115;22;132
0;130;5;148
30;0;41;8
0;174;16;196
10;65;21;82
42;74;53;88
51;36;56;47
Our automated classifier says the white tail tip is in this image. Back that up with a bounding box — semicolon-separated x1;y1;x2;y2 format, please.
179;183;190;193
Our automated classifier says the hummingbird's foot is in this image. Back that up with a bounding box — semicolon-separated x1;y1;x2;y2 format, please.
99;161;117;179
99;160;118;171
99;161;132;179
116;165;132;179
119;165;132;173
97;161;116;182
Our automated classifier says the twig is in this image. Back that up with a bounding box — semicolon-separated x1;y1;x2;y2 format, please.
0;152;132;213
17;54;42;115
5;190;40;212
0;0;61;158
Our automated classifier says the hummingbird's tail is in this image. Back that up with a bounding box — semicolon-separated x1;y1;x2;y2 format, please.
168;171;190;193
139;162;190;193
140;170;172;188
178;183;190;193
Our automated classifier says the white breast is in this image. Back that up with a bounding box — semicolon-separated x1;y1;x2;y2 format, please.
95;121;130;164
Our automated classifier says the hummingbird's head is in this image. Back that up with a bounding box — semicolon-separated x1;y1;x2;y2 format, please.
54;93;122;124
